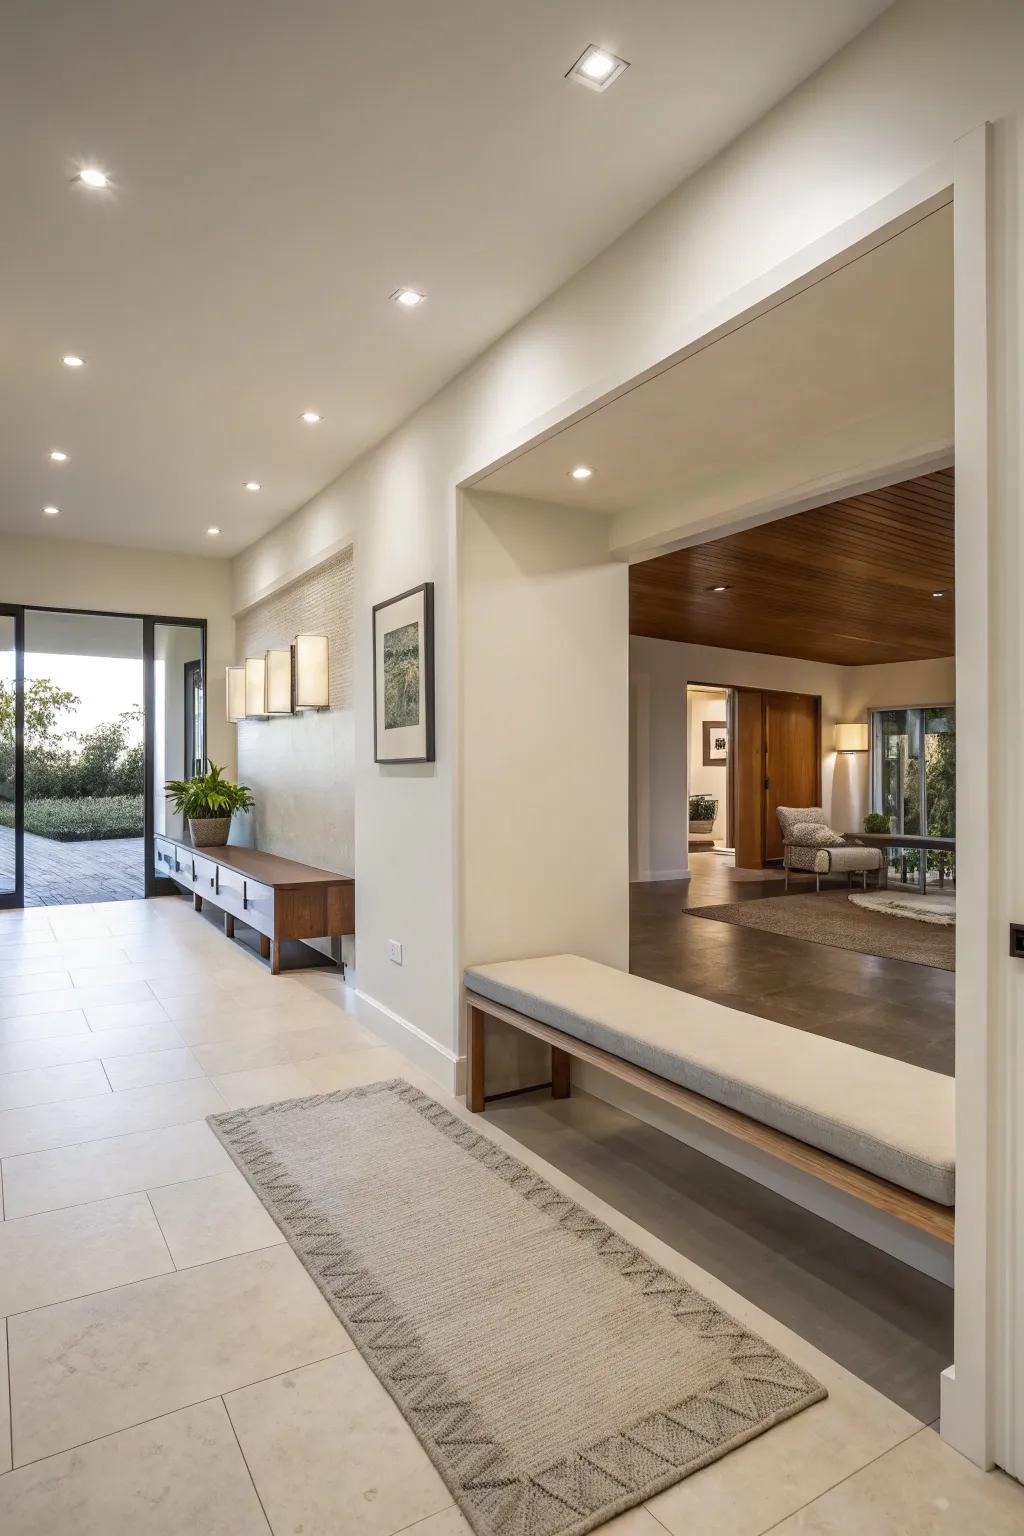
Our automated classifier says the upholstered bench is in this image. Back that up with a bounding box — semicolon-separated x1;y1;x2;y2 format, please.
464;954;954;1241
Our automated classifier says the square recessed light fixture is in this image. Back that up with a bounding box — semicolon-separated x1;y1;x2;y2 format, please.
566;44;629;92
391;287;426;308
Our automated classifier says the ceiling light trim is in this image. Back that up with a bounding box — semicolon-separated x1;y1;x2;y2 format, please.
566;45;630;92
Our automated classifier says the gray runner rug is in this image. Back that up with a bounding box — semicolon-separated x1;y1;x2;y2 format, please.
208;1080;825;1536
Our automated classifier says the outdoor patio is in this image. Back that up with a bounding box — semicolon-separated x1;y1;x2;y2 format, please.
0;827;143;905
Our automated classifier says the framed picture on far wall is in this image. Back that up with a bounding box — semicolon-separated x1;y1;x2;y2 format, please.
372;582;435;763
703;719;728;766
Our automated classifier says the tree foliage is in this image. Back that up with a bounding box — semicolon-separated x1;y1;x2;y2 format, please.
0;680;143;799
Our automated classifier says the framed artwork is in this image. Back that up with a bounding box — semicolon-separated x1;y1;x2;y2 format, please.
702;719;728;766
372;582;435;763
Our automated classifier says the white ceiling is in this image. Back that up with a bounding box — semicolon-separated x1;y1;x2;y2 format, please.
477;204;953;526
0;0;890;556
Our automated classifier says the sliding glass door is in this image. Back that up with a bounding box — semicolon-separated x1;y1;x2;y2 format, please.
0;607;24;906
0;606;205;908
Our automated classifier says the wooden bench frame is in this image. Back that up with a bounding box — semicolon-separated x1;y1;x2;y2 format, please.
465;992;954;1245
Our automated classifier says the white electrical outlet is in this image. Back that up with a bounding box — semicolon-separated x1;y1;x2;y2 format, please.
388;940;403;965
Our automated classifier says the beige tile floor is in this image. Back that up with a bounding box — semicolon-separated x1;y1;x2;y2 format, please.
0;896;1021;1533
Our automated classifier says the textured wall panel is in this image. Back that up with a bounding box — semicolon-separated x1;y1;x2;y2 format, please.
234;550;355;896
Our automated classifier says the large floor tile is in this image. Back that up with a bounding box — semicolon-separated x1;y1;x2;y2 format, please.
0;1191;173;1315
0;1398;269;1535
2;1119;232;1217
102;1045;203;1091
0;1059;110;1111
0;1077;225;1157
0;981;154;1021
0;1008;90;1044
298;1045;413;1092
771;1427;1024;1534
192;1018;373;1076
8;1245;351;1463
82;999;171;1029
0;969;72;996
211;1063;317;1109
0;1019;185;1075
225;1351;451;1536
149;1169;284;1267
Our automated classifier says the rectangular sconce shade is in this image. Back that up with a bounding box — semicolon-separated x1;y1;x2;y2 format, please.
835;722;869;752
265;649;293;715
244;656;268;718
225;666;246;723
293;634;329;709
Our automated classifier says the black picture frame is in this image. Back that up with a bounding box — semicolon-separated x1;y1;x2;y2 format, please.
372;581;435;764
702;719;728;766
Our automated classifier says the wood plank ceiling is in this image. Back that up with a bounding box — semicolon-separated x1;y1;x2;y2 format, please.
629;468;955;665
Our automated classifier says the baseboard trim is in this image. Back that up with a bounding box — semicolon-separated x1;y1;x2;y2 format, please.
354;989;462;1093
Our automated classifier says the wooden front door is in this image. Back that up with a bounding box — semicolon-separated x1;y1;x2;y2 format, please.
763;691;821;861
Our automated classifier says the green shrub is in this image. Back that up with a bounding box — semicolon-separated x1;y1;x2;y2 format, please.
863;812;892;834
0;795;144;842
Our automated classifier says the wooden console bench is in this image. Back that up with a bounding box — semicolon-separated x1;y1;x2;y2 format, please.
465;986;954;1246
154;836;354;974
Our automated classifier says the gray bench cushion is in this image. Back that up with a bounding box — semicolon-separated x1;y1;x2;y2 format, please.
465;955;954;1206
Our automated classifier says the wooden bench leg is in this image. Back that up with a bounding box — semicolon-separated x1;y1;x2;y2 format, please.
194;893;203;912
224;912;235;939
467;1005;486;1112
271;940;281;976
551;1045;571;1100
259;935;270;961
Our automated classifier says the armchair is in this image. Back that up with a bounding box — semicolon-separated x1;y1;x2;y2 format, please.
776;806;884;893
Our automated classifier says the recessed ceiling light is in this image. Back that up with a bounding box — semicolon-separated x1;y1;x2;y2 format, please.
300;411;321;425
391;287;426;308
49;450;68;462
244;481;261;492
567;44;630;92
42;505;60;517
709;585;729;593
932;590;945;597
570;465;594;480
207;526;221;536
62;354;85;368
75;167;109;189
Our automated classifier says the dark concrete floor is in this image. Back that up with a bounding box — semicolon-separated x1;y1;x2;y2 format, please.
630;853;954;1075
487;1087;953;1423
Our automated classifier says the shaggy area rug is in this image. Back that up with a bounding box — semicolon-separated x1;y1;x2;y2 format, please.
848;890;955;926
688;889;955;970
209;1080;825;1536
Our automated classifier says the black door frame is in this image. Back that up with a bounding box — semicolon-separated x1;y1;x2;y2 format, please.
0;603;206;908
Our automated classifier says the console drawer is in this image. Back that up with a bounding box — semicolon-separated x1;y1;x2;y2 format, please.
154;838;178;879
192;854;218;896
173;846;195;883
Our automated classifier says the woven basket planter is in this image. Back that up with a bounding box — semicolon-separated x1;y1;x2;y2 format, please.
188;816;231;847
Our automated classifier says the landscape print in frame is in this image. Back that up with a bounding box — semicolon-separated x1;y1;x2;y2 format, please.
372;582;435;763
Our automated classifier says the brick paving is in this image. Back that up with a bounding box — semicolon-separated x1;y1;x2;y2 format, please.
0;827;144;906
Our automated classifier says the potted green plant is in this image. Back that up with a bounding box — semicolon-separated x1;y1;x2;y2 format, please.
688;793;718;835
863;812;892;834
164;762;254;847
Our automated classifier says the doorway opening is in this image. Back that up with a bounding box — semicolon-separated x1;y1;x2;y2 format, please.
0;605;205;908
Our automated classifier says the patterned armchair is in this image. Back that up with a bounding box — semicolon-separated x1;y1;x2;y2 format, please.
776;806;884;893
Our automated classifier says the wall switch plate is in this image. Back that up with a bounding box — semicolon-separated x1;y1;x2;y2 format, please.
388;940;403;965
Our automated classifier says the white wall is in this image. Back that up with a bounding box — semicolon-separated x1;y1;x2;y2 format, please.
687;690;729;842
0;533;235;776
461;493;628;970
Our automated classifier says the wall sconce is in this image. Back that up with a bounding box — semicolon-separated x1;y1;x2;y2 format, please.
225;666;246;723
834;722;869;753
265;649;293;715
244;656;268;718
293;634;329;710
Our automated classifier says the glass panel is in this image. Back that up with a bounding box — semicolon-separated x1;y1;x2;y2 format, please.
23;610;145;905
871;704;955;888
153;624;204;848
0;615;17;898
